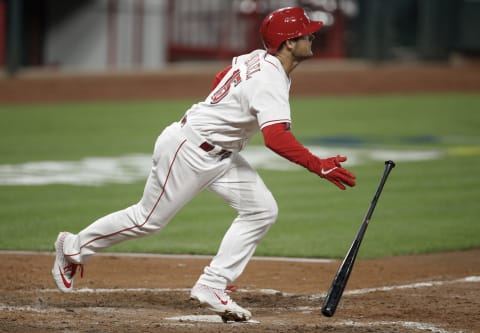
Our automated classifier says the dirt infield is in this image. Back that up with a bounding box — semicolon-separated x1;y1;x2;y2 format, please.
0;250;479;333
1;61;479;332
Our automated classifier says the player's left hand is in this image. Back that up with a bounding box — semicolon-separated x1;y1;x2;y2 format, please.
317;155;356;190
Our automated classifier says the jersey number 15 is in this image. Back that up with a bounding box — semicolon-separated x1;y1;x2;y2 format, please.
210;69;241;104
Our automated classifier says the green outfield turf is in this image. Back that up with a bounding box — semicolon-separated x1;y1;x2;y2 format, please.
0;93;479;258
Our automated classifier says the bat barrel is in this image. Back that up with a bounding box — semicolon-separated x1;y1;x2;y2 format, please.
321;161;395;317
322;306;334;317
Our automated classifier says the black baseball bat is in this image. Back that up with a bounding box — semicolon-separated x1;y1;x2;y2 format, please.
321;160;396;317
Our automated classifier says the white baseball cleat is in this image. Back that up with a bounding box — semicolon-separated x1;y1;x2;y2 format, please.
51;232;83;293
190;283;252;322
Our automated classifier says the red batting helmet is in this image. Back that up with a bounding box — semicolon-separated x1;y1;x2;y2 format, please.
260;7;324;54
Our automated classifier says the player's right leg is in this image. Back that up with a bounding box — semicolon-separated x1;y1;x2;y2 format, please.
51;122;227;291
52;231;83;292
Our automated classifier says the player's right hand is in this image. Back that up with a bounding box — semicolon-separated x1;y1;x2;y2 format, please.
317;155;356;190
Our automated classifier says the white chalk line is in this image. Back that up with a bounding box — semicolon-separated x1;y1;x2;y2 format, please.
1;250;477;332
165;315;260;324
0;306;466;332
0;304;136;314
37;287;191;294
3;276;477;332
309;275;480;299
338;320;465;333
29;275;479;296
0;250;334;263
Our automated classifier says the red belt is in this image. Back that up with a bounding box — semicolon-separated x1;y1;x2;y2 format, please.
181;117;231;160
200;142;232;160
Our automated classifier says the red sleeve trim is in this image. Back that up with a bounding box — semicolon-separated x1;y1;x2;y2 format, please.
259;118;291;129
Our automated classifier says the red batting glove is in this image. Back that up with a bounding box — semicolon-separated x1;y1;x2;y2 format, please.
317;155;356;190
260;124;356;190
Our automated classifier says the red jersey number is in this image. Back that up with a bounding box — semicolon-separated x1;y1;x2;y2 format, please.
210;69;241;104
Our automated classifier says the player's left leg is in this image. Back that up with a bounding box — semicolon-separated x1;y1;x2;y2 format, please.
190;153;278;321
197;153;278;288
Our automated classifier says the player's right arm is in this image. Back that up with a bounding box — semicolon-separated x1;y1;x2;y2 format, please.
262;123;356;190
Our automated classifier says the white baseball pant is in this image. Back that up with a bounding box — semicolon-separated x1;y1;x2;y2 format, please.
62;121;278;289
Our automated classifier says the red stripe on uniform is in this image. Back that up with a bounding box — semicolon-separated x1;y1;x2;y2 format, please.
263;53;280;71
66;140;188;258
260;119;291;129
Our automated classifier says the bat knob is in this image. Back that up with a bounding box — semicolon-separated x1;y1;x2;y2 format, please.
385;160;396;168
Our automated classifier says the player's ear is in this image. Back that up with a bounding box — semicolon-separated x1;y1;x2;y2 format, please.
283;39;297;51
276;40;292;55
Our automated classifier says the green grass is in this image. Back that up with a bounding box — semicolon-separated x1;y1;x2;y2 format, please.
0;93;479;258
0;100;192;163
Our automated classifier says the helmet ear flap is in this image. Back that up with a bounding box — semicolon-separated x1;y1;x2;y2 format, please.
261;20;272;50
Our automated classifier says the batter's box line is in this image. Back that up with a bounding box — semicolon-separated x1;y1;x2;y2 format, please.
36;275;479;298
308;275;480;300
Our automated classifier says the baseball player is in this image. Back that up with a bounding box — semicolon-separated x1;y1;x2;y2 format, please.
52;7;356;322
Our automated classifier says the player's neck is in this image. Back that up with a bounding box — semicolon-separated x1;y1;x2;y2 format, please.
275;54;300;76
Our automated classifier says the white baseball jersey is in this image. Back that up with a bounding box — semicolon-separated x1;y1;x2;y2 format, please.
185;49;292;152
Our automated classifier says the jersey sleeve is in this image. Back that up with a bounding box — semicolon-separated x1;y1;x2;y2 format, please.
250;79;291;130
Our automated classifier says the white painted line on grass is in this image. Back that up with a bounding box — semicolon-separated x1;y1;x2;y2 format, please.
0;148;443;186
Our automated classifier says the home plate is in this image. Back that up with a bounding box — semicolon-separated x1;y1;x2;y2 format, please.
166;315;259;324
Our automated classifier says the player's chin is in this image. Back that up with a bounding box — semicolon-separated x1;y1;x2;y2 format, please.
297;52;314;62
